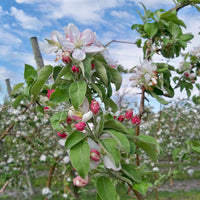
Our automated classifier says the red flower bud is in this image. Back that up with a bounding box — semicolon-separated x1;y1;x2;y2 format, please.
71;65;80;73
117;115;125;122
66;116;72;124
47;89;55;99
57;132;67;138
90;149;100;161
75;122;86;131
44;106;50;111
131;116;141;126
91;63;95;70
62;51;71;64
73;175;89;187
90;100;100;115
125;110;133;120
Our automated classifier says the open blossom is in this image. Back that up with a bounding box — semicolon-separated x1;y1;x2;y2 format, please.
90;100;100;115
59;23;105;61
132;116;141;126
129;60;157;88
125;110;133;120
73;175;89;187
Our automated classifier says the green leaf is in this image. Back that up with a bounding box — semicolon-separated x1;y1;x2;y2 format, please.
83;55;93;79
135;39;142;47
104;129;130;153
179;34;194;41
106;67;122;91
99;138;121;167
148;90;168;105
31;65;53;98
53;66;62;81
104;120;129;134
50;86;69;103
95;113;104;136
69;80;87;110
24;64;37;80
168;22;182;38
50;111;67;131
94;60;108;85
65;131;87;149
97;177;118;200
12;83;24;93
91;83;104;100
144;23;158;37
133;182;152;196
121;164;142;183
70;140;90;178
104;98;118;113
12;94;24;109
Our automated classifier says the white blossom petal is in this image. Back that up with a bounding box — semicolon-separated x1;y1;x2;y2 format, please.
82;45;105;53
82;111;93;122
87;138;100;151
80;29;95;45
59;38;74;52
39;42;58;54
51;31;64;42
72;48;86;61
79;97;89;113
65;23;80;42
58;138;67;146
103;155;121;171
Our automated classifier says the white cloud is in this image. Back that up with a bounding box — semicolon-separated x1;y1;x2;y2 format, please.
10;7;43;30
110;10;135;19
0;66;21;81
15;0;40;3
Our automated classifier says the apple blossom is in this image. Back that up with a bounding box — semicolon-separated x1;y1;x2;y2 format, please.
117;115;125;122
57;132;67;138
90;149;101;161
125;110;133;120
75;122;86;131
73;175;89;187
132;116;141;126
62;51;71;63
90;100;100;115
59;23;105;61
71;65;80;73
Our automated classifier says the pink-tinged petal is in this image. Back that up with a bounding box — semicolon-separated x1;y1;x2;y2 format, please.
80;29;95;45
72;48;86;61
68;110;82;121
51;31;64;42
59;38;74;52
82;45;105;53
73;175;89;187
90;159;101;169
39;42;58;54
79;97;89;113
66;23;80;42
103;155;121;171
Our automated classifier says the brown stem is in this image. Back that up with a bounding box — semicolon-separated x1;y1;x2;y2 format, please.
0;180;10;193
170;1;196;12
44;157;59;200
136;86;146;166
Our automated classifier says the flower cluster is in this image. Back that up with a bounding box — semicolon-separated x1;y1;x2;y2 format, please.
129;60;157;88
116;110;141;126
39;23;105;61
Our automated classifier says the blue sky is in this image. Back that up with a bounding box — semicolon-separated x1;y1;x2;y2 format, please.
0;0;200;110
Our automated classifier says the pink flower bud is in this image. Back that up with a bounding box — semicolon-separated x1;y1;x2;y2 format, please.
73;175;89;187
125;110;133;120
71;65;80;73
66;116;72;124
184;72;190;77
44;106;50;111
47;89;55;99
75;122;86;131
109;64;116;69
131;116;141;126
117;115;125;122
57;132;67;138
91;63;95;70
90;149;100;161
62;51;71;64
90;100;100;115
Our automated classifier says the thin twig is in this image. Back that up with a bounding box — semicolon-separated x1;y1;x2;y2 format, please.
104;40;136;47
